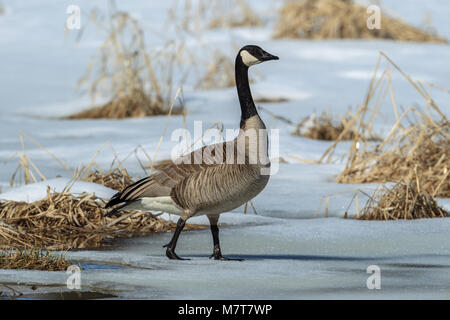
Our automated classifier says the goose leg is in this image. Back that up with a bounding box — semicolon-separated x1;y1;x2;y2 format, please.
208;215;243;261
163;217;189;260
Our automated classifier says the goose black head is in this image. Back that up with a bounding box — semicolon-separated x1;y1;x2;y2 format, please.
238;45;279;67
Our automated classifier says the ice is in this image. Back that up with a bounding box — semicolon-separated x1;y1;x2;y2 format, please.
1;215;449;299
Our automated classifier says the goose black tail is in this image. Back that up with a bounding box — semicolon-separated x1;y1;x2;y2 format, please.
104;191;122;209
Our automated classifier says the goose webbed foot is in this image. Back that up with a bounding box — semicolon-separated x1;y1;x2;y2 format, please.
163;243;190;260
209;247;243;261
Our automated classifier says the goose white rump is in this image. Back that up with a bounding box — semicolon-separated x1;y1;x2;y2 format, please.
124;196;184;215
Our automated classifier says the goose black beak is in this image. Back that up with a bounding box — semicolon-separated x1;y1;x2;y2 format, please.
261;51;279;61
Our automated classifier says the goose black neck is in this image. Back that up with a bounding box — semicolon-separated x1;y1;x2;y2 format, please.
235;57;258;127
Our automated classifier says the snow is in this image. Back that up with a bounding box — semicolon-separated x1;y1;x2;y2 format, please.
0;0;449;299
0;178;116;203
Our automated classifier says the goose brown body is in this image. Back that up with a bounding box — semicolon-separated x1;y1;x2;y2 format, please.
107;115;270;218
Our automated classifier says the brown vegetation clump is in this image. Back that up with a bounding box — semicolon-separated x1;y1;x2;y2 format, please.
207;0;262;29
81;167;134;191
8;132;74;188
320;52;450;199
358;182;449;220
254;97;289;103
168;0;262;33
0;249;70;271
0;189;204;250
7;133;139;192
273;0;447;43
68;90;173;119
196;50;236;90
292;110;379;141
167;1;262;91
338;120;450;197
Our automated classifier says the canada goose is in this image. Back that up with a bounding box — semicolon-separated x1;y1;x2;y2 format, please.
105;45;279;260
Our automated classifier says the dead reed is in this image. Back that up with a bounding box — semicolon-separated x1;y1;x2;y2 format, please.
358;182;448;220
69;2;185;119
167;1;263;91
196;50;236;90
68;90;169;119
207;0;262;29
254;97;289;103
71;142;139;190
8;132;72;188
273;0;447;43
292;110;379;141
338;120;449;197
0;189;204;250
168;0;262;34
81;167;134;191
7;134;137;192
0;249;70;271
321;52;449;198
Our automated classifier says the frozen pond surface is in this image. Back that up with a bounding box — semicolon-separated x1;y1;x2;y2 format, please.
0;0;450;299
1;175;449;299
1;214;450;299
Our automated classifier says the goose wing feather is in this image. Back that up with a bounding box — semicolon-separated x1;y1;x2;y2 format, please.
104;143;228;209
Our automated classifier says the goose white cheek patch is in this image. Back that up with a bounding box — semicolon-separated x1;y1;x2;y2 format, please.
240;50;260;66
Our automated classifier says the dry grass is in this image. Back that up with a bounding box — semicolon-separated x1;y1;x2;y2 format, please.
7;134;138;192
68;90;175;119
321;52;450;198
338;120;450;197
0;189;204;250
72;141;141;191
168;0;262;34
207;0;262;29
6;131;170;196
273;0;447;43
81;167;134;191
292;110;380;141
8;133;72;188
261;105;378;142
167;1;262;91
358;182;449;220
0;249;70;271
196;48;262;90
69;2;185;119
254;97;289;103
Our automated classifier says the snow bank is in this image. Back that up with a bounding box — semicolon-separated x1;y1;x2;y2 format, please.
0;178;116;203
